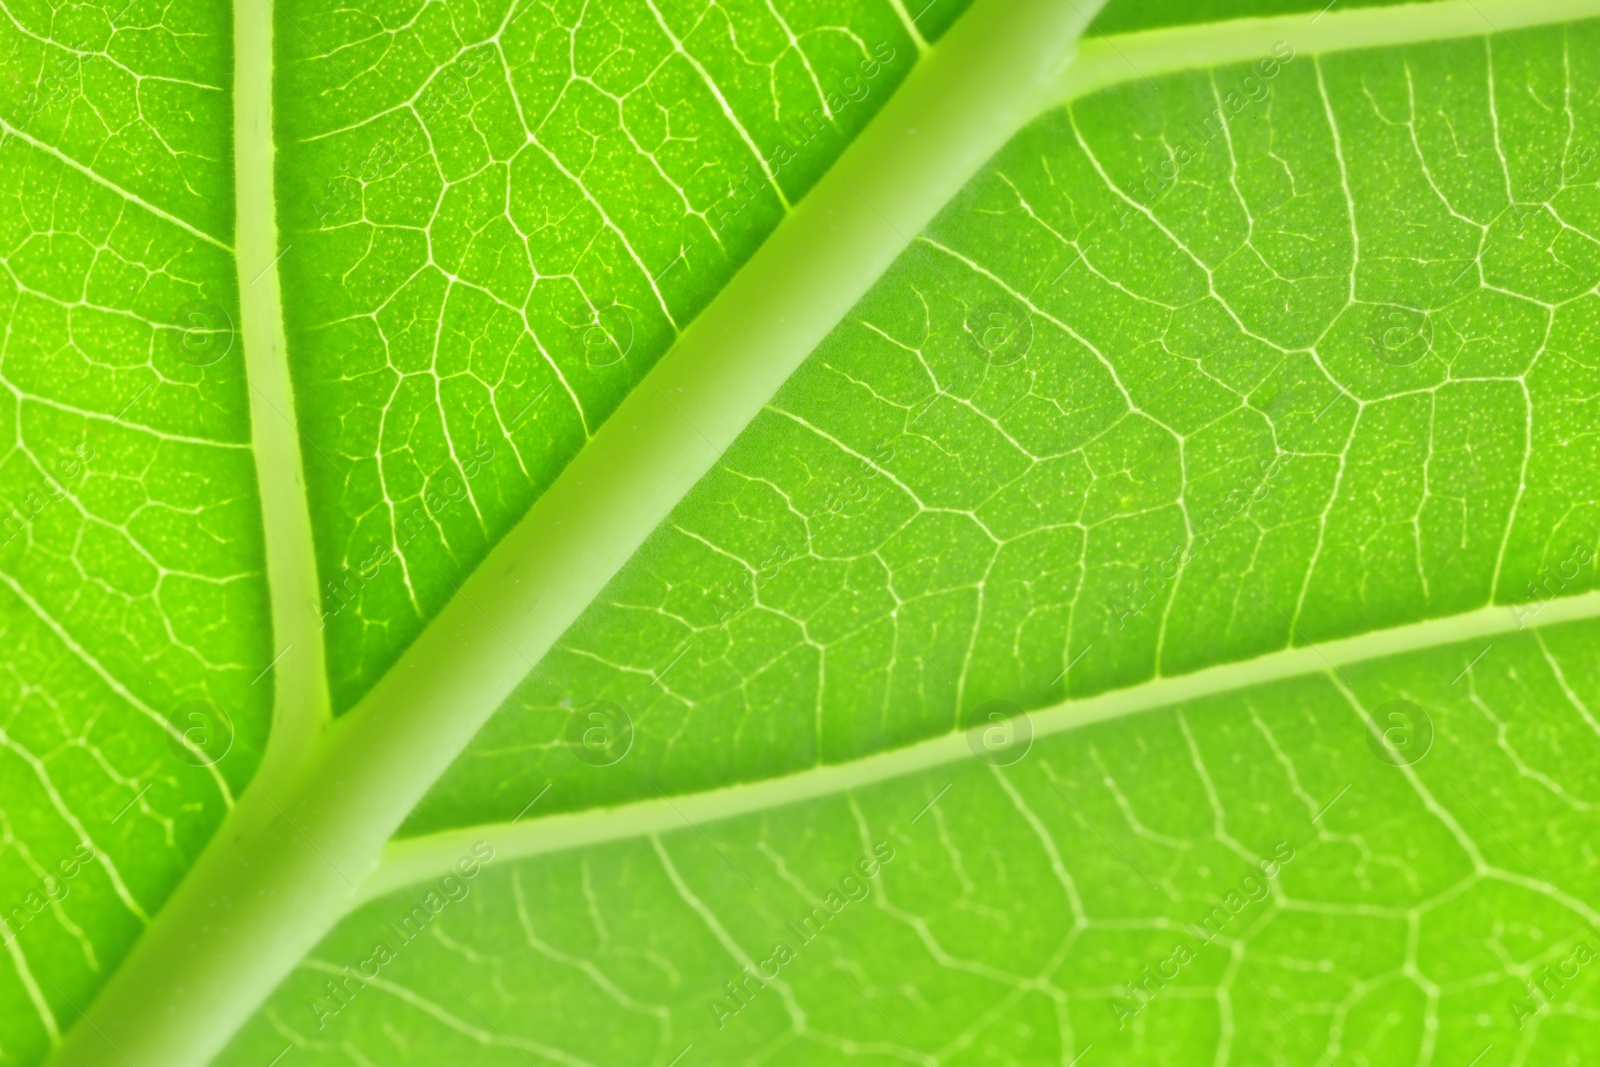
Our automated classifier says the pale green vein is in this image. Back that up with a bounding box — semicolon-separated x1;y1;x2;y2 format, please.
1051;0;1600;105
233;0;332;783
0;928;58;1046
887;0;933;55
365;589;1600;898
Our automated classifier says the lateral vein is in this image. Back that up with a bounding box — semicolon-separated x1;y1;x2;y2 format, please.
1049;0;1600;107
367;589;1600;898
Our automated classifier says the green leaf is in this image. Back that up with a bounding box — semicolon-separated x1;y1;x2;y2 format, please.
7;1;1600;1066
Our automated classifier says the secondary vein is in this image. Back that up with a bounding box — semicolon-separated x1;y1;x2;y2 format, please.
234;2;334;775
366;588;1600;898
1050;0;1600;106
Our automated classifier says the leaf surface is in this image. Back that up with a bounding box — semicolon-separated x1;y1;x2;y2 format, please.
6;2;1600;1067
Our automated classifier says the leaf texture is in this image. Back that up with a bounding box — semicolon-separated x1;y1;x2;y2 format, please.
6;2;1600;1067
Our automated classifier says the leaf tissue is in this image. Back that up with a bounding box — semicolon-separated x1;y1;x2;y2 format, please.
3;0;1600;1065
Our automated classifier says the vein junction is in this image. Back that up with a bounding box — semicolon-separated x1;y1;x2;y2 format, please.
407;18;1600;853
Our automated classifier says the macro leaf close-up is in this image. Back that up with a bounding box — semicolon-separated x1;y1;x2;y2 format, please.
4;0;1600;1064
